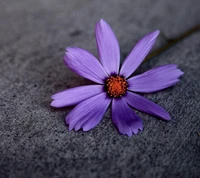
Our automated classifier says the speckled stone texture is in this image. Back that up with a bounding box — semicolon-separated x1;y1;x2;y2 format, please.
0;0;200;178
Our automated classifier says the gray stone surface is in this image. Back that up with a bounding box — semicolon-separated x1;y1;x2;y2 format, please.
0;0;200;178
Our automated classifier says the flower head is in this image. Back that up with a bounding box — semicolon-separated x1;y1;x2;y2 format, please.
51;19;183;136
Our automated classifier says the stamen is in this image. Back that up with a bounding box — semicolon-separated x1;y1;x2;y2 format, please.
105;76;128;97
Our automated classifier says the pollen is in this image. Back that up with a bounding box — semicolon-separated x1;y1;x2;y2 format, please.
106;76;128;97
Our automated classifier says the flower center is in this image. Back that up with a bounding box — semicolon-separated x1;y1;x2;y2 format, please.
105;76;128;97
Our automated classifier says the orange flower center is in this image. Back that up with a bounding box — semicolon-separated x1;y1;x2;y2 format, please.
106;76;128;97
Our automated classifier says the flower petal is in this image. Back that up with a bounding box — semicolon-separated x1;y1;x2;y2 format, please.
120;30;160;78
112;98;143;136
66;93;111;131
64;47;108;84
125;92;171;120
128;64;184;93
51;85;104;108
95;19;120;75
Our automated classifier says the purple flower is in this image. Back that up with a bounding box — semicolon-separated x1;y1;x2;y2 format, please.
51;19;183;136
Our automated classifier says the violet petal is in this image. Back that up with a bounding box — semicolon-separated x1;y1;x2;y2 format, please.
120;30;160;78
66;93;111;131
112;98;143;136
95;19;120;75
64;47;108;84
125;91;171;120
128;64;184;93
51;85;104;108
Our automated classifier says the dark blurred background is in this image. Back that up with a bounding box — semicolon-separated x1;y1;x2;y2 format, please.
0;0;200;178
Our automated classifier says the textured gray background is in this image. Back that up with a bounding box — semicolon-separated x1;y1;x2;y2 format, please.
0;0;200;178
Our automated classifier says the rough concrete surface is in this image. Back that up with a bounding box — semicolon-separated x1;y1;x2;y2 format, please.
0;0;200;178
